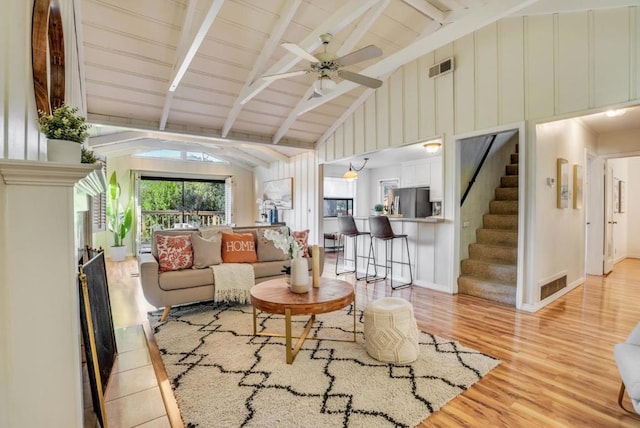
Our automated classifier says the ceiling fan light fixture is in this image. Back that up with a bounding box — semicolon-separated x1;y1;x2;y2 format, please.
423;141;442;154
313;75;336;96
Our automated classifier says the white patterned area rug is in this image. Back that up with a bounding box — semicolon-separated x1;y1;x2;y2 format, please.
148;302;499;427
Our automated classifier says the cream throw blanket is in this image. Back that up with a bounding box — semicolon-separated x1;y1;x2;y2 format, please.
211;264;255;304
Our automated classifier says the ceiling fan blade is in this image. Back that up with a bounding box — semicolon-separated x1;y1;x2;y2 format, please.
338;70;382;89
281;42;320;63
335;45;382;67
261;69;309;81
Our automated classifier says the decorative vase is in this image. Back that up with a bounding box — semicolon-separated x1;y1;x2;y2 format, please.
110;246;127;262
290;256;309;293
47;139;81;163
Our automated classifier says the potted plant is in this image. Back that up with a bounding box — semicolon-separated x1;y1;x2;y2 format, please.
107;171;133;262
374;204;384;215
37;103;90;163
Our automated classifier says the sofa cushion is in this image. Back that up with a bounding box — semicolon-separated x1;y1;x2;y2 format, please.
251;260;290;279
159;267;214;291
191;234;222;268
256;227;289;262
221;232;258;263
152;229;199;259
200;225;233;240
157;234;193;272
292;229;310;257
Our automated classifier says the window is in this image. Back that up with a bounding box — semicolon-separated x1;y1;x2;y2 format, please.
323;198;353;217
139;177;226;243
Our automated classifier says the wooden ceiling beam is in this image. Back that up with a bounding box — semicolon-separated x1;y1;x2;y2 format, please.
402;0;445;24
160;0;225;130
221;0;303;138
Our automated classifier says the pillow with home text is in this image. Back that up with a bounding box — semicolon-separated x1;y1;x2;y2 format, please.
221;232;258;263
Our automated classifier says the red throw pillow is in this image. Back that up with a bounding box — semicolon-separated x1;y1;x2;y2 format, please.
221;232;258;263
292;229;309;257
156;234;193;272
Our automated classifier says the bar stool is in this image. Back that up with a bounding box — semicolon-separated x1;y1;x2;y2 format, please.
335;215;369;280
366;215;413;289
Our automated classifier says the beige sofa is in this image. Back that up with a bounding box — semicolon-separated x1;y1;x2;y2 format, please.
138;225;324;320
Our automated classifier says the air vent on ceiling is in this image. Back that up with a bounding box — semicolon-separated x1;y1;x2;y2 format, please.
428;57;455;78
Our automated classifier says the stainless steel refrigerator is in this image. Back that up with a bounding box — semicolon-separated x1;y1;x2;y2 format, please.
395;187;432;218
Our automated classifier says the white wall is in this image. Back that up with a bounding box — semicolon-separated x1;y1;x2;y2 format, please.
318;6;640;307
254;151;321;245
534;119;597;301
1;0;86;426
95;155;255;256
627;157;640;258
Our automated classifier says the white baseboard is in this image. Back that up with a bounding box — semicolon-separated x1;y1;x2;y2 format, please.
522;276;584;313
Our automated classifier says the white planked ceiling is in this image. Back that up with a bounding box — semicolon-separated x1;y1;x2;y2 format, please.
80;0;638;167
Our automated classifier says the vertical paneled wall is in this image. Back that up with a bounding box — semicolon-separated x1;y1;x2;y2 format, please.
254;151;321;245
320;7;640;165
1;0;83;160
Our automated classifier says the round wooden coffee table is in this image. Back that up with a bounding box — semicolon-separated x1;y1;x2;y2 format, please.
250;277;356;364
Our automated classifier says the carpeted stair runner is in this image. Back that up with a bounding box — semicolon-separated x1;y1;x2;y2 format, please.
458;146;519;305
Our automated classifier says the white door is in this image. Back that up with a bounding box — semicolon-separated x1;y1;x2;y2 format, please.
586;154;604;275
603;161;615;274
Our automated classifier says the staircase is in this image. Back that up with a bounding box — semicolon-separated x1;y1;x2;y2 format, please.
458;148;519;305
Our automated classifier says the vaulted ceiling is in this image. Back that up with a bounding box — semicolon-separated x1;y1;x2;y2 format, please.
81;0;634;167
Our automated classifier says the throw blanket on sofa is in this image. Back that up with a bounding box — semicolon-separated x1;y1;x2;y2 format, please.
211;264;255;304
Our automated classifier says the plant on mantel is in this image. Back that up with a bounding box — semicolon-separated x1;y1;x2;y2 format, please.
107;171;133;261
37;103;90;143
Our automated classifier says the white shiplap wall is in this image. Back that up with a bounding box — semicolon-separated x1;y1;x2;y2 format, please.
318;7;640;306
254;151;321;245
1;0;84;160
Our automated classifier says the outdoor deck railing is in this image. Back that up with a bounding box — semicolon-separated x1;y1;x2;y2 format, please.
140;210;225;243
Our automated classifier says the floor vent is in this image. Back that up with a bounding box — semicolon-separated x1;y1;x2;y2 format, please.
540;275;567;300
428;57;454;78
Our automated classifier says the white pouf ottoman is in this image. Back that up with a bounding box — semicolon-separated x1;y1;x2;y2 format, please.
364;297;419;364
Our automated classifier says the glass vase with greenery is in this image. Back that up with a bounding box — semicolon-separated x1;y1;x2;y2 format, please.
37;104;90;143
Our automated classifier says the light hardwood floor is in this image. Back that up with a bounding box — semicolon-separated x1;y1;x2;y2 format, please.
107;255;640;427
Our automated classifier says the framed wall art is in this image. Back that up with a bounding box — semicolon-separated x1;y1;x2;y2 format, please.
263;177;293;209
619;180;626;213
573;164;583;209
613;178;620;213
557;158;569;209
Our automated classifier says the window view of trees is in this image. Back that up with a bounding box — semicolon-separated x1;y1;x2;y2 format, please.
140;177;226;242
140;179;225;212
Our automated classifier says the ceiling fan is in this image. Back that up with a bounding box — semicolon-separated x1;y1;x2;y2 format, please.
261;33;383;97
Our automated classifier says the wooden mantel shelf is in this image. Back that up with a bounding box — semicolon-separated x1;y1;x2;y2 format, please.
0;159;102;187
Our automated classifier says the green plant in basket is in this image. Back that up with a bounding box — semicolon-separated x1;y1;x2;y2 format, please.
37;103;90;143
107;171;133;247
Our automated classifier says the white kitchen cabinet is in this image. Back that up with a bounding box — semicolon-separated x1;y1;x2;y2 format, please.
400;156;442;201
429;156;443;201
400;159;430;187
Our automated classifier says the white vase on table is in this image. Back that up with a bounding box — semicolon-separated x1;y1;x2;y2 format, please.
290;255;309;293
